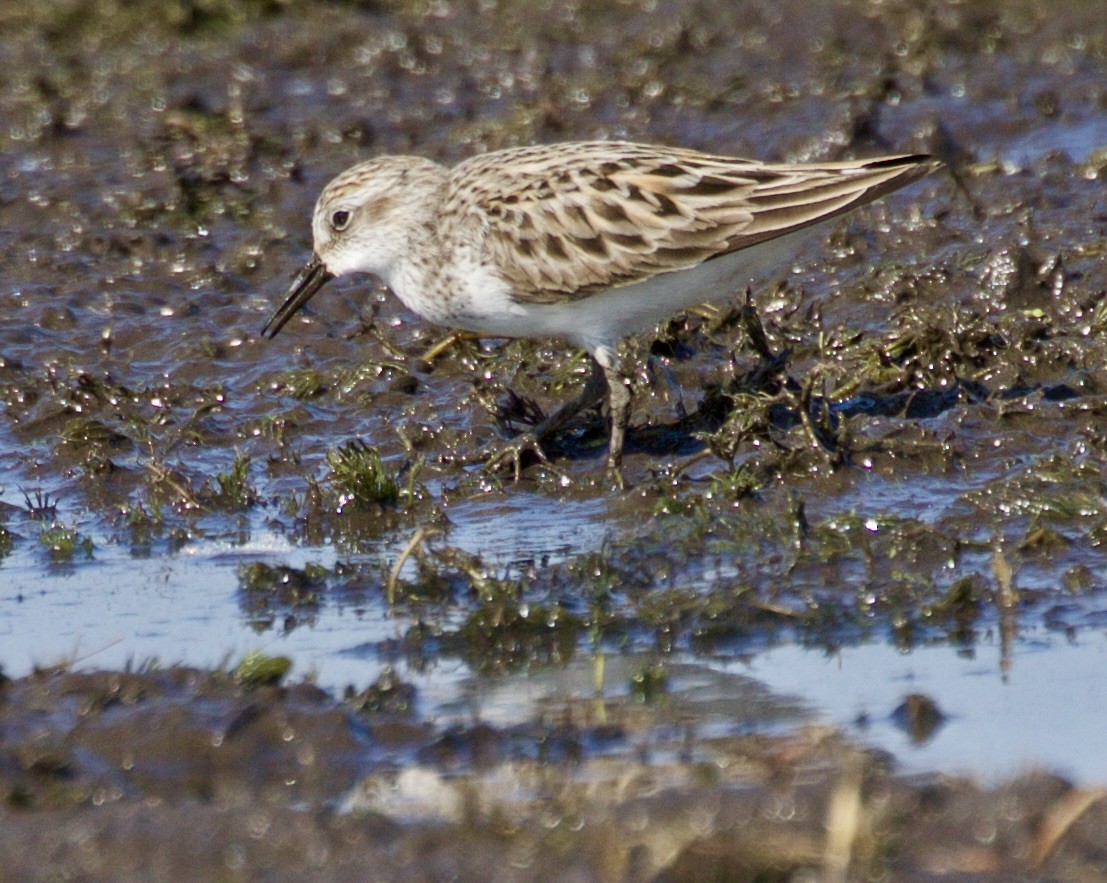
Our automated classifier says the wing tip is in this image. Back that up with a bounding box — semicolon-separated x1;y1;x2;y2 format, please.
861;153;943;176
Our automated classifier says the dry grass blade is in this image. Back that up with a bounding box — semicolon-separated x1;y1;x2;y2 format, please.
992;541;1018;608
419;330;481;364
1029;787;1107;868
823;757;864;883
387;526;441;605
147;461;204;510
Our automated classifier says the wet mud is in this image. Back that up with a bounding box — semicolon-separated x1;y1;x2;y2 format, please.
4;664;1107;880
1;0;1107;877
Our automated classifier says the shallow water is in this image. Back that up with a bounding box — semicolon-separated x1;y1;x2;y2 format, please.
5;476;1107;783
754;632;1107;782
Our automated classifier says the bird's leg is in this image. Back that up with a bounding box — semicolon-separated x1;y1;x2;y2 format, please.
533;356;607;440
463;356;607;480
601;362;632;490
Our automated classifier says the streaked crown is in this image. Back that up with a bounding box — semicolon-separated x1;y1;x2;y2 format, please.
310;155;446;280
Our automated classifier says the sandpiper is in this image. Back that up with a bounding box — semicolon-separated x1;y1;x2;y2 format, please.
262;141;939;486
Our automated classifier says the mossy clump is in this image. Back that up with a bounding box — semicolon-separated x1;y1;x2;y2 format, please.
272;369;328;400
451;601;583;673
326;440;400;509
344;667;417;715
237;562;327;614
211;452;257;510
234;650;292;687
39;524;94;561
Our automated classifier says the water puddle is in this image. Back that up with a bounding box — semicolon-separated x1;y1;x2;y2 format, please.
4;502;1106;784
745;632;1107;782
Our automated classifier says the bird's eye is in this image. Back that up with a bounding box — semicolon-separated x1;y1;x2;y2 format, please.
331;209;351;231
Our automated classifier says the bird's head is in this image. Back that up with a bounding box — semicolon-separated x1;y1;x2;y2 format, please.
261;155;445;339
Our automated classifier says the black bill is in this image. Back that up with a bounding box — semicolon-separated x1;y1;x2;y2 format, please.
260;254;335;339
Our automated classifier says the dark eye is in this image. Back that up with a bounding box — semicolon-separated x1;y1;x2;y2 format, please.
331;209;351;231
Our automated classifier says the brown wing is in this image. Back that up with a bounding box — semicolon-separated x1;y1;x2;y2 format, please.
447;142;938;305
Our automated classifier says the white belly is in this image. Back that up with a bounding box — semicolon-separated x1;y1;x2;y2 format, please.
400;220;831;357
515;221;830;354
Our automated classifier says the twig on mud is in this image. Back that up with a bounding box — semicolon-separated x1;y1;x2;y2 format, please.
1029;787;1107;868
147;461;204;510
387;526;442;605
823;755;865;883
420;330;481;364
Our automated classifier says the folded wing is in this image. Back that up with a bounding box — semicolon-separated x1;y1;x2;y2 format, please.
449;143;938;305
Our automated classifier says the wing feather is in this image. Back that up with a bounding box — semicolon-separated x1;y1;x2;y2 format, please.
445;142;937;305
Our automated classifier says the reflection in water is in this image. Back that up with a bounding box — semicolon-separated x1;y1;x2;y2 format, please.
5;508;1106;783
743;634;1107;783
0;491;607;683
890;693;947;745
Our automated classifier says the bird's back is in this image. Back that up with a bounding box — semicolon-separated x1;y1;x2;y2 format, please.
444;141;938;308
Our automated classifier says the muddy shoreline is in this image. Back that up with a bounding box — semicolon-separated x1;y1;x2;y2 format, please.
4;663;1107;880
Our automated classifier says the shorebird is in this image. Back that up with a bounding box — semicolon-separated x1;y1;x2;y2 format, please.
262;141;939;486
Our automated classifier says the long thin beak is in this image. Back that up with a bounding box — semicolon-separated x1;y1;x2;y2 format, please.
261;254;335;339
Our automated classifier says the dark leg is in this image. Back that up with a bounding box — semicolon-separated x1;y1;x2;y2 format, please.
462;356;608;480
533;356;606;441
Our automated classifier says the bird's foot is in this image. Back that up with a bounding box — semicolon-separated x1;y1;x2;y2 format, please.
604;452;627;492
442;432;562;482
482;432;553;482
